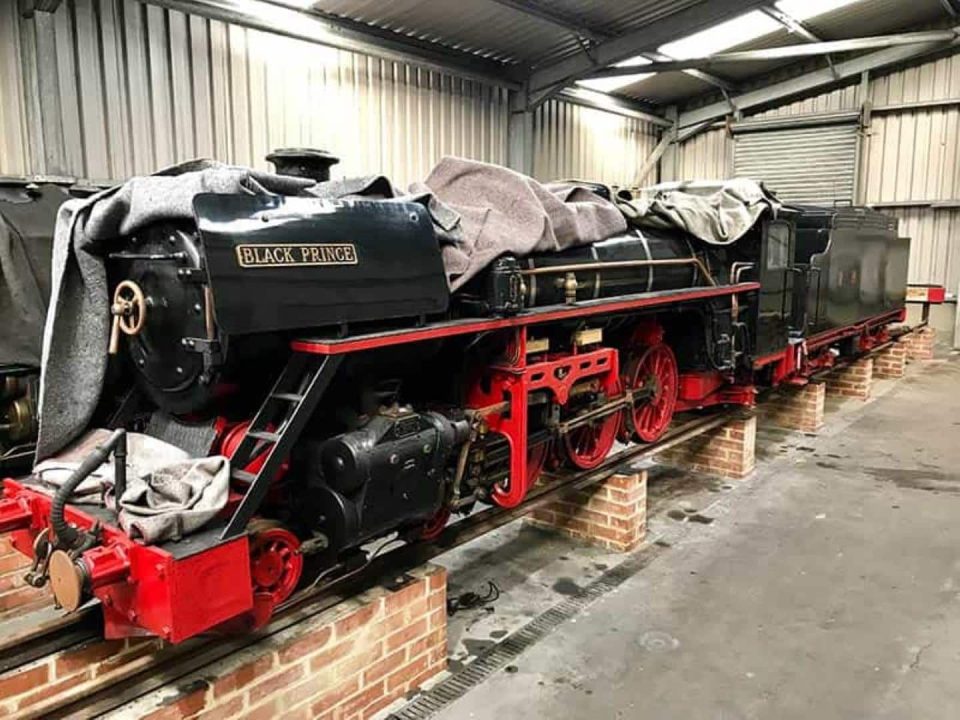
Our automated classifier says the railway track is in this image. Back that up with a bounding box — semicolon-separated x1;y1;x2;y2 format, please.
0;605;100;675
3;408;742;719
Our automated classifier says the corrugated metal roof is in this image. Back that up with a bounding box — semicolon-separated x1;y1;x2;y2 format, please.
622;0;951;104
301;0;952;107
311;0;711;69
312;0;576;65
804;0;945;40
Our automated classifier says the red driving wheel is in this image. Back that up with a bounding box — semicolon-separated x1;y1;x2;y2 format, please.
562;382;621;470
527;439;550;483
623;343;679;443
220;421;290;482
420;506;450;540
249;525;303;609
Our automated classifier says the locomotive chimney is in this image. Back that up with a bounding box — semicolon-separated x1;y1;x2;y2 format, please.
266;148;340;182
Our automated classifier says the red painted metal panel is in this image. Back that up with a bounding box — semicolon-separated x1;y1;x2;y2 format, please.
0;479;253;642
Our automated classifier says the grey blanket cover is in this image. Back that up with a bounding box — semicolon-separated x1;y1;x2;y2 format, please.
34;429;229;543
35;153;775;543
37;156;627;461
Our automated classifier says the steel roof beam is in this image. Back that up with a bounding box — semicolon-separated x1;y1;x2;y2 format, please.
941;0;960;17
679;33;960;129
582;29;959;78
638;51;737;92
761;6;822;43
484;1;738;93
484;0;606;44
527;0;769;94
557;88;673;127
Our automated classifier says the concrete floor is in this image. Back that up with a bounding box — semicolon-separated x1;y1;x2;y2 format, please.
385;351;960;720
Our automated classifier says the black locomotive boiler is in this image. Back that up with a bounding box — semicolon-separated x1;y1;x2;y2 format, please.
0;158;908;642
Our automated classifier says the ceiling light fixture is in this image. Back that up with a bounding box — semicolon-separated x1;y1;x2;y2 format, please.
658;10;781;59
774;0;865;22
576;55;653;93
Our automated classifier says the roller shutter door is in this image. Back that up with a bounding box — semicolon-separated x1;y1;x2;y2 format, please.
733;123;859;205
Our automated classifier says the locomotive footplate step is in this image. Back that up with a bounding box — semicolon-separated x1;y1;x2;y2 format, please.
8;477;235;559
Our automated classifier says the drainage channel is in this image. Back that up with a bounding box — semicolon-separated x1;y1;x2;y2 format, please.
389;533;669;719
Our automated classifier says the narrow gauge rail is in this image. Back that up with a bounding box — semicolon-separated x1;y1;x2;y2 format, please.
6;408;742;720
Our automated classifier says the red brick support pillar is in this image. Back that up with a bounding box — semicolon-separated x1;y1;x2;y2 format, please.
1;565;448;720
903;327;936;361
761;382;825;433
527;470;646;552
825;357;872;401
873;342;907;379
655;416;756;479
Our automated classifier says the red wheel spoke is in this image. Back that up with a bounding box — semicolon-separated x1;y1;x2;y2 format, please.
623;342;678;443
563;382;620;470
250;526;303;606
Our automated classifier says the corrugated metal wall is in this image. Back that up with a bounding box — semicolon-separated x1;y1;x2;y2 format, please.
0;0;509;186
669;52;960;295
860;54;960;296
666;126;729;181
533;99;659;186
859;54;960;204
749;84;861;119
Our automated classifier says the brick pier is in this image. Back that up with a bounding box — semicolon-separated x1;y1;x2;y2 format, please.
527;470;647;552
901;327;936;361
825;357;872;401
761;382;825;433
0;565;448;720
873;342;908;379
655;416;757;480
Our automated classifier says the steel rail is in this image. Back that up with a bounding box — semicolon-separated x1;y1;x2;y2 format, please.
16;408;741;720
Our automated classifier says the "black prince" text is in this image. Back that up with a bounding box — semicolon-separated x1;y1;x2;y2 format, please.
235;243;358;268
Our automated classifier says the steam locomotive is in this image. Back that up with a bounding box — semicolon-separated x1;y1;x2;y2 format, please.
0;181;74;474
0;153;908;643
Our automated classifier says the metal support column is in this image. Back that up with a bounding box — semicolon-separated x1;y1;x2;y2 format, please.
508;86;534;176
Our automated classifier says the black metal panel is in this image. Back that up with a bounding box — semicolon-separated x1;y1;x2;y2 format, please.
194;194;449;335
794;206;906;335
522;228;701;307
753;219;796;358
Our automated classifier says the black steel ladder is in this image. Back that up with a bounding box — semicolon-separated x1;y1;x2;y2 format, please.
220;351;343;539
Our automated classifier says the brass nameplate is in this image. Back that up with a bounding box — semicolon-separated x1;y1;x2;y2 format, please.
574;327;603;346
236;243;358;268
